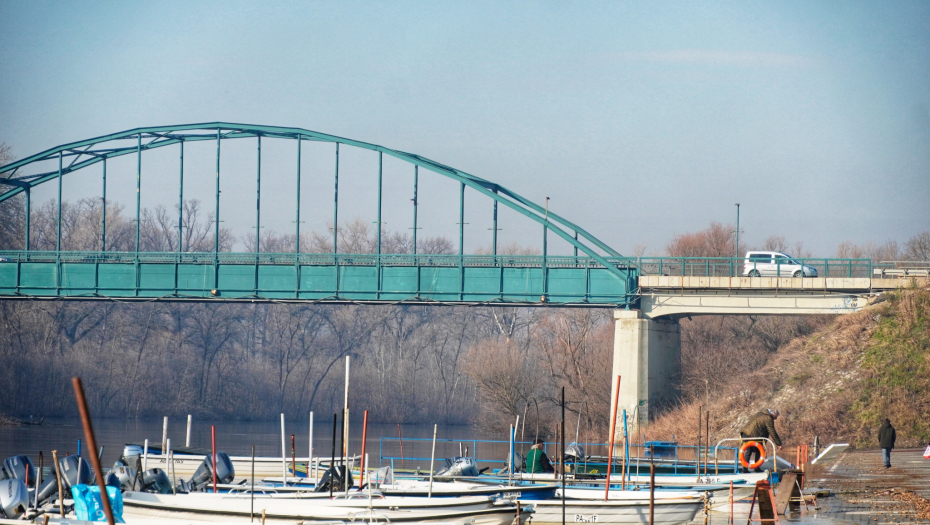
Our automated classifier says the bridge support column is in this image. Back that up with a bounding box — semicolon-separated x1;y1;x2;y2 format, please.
610;310;680;435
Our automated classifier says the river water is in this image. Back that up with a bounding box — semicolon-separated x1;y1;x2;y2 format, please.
0;417;500;469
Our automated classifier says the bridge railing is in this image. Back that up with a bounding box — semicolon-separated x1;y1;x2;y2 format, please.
636;257;874;278
0;251;640;269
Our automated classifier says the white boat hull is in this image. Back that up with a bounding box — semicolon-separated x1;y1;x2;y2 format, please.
122;492;522;524
529;499;701;525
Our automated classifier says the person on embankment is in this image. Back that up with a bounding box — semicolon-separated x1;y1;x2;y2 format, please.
879;418;896;468
738;408;783;472
525;439;555;474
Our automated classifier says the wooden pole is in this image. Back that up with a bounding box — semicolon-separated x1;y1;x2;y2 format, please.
71;377;115;525
330;413;337;498
291;434;296;479
696;406;702;482
561;386;566;525
705;410;710;476
605;375;621;501
51;450;64;518
398;424;405;469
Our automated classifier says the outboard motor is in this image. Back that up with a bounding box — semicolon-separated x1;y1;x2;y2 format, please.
119;446;143;468
313;466;353;493
565;443;585;462
57;455;95;489
141;469;173;494
188;453;234;492
105;464;139;491
2;456;35;487
0;479;29;519
435;456;479;477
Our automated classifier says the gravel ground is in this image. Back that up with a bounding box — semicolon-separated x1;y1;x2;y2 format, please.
685;449;930;525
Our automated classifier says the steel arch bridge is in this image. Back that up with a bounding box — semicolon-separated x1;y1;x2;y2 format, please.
0;123;638;307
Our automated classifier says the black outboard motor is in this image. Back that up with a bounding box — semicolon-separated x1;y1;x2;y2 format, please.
435;456;479;477
1;456;35;487
187;453;234;492
0;479;29;519
141;469;173;494
313;466;353;493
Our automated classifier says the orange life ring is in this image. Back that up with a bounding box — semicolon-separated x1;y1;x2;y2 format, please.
739;441;766;469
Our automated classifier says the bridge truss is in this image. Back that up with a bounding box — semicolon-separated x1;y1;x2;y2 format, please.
0;123;637;307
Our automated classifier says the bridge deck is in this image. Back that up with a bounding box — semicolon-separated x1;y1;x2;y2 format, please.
639;275;923;291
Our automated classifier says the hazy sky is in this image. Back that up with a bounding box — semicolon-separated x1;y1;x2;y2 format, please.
1;1;928;256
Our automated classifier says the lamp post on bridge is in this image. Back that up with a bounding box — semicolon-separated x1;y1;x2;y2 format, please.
734;203;740;260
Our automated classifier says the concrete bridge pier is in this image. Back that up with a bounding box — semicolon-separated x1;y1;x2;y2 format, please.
609;309;681;435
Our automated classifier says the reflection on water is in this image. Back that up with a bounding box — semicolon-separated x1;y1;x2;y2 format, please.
0;417;494;467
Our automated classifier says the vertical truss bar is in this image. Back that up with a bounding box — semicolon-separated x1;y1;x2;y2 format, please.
542;222;548;297
377;152;383;256
101;159;107;251
492;192;498;258
23;186;30;251
256;135;262;253
178;142;184;252
412;165;418;255
135;135;141;253
574;232;578;258
214;129;221;291
135;135;142;297
333;143;339;254
56;152;62;252
255;136;261;293
296;137;302;255
459;181;465;300
295;136;302;299
56;152;62;294
377;151;383;301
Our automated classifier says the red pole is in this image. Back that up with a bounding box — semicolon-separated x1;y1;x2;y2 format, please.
398;424;405;469
729;480;734;525
359;410;369;486
605;375;621;501
211;425;217;493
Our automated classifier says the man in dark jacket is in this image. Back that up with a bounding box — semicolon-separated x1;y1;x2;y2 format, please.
738;409;783;471
879;419;896;468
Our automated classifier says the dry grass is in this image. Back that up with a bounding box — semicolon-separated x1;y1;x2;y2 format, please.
646;284;930;449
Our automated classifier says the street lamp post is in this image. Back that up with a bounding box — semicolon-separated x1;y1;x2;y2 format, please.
734;203;740;260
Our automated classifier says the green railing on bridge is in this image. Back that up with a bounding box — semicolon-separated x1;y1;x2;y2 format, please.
636;256;874;279
0;251;639;306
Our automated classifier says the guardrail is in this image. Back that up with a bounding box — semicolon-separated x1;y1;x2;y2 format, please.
0;251;640;270
636;257;874;278
378;437;740;477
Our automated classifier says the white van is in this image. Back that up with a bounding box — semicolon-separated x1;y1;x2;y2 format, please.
743;251;818;277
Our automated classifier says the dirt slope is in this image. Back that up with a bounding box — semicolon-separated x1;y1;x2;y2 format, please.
645;283;930;449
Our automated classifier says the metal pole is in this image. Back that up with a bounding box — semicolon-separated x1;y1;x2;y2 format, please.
735;203;740;261
309;411;314;480
412;165;418;255
359;410;369;486
135;135;141;253
281;413;287;484
211;426;217;493
251;445;255;522
178;142;183;252
56;152;62;252
71;377;116;525
23;186;30;251
605;375;620;500
649;453;655;525
561;387;566;525
492;194;498;257
459;181;465;299
330;413;337;498
255;136;261;254
214;129;221;255
186;414;192;448
333;143;339;253
377;152;383;256
428;424;437;497
102;159;107;251
296;137;301;254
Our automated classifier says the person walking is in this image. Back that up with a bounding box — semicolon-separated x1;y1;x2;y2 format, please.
738;409;783;472
879;418;896;468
